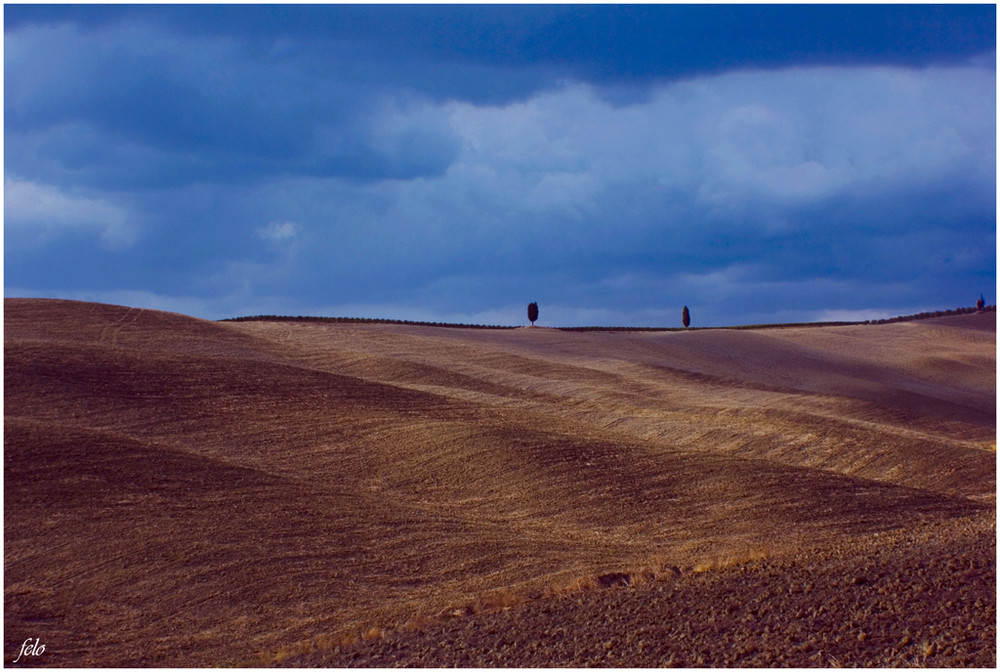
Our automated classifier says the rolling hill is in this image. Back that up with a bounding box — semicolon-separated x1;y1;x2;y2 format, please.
4;298;995;666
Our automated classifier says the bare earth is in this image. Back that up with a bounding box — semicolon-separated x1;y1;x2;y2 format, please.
4;298;995;667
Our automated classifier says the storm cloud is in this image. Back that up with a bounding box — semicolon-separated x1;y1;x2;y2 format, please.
5;5;995;326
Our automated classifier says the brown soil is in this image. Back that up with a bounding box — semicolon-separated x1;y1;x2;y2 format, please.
290;515;995;668
4;298;995;667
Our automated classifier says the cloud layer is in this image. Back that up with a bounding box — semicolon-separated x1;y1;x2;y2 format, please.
4;5;995;326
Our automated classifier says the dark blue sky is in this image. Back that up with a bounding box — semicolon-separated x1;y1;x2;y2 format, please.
5;4;996;326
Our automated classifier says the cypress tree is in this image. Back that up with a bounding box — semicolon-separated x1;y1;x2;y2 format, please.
527;302;539;326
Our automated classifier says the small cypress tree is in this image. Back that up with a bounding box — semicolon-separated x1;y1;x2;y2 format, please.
527;302;539;325
682;305;690;328
977;294;985;311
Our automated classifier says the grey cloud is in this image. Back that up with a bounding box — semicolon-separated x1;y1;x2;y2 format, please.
5;7;994;326
5;20;464;190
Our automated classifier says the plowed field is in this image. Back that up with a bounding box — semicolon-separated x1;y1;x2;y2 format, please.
4;298;994;667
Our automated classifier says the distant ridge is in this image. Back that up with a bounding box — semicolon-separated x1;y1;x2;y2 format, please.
220;305;994;331
219;314;519;329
